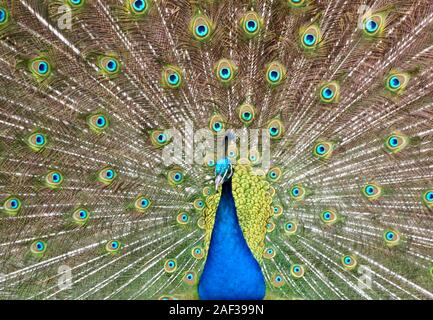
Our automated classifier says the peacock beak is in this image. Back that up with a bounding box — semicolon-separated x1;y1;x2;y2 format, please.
215;175;223;191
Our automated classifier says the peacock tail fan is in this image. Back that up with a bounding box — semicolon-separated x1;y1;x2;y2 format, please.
0;0;432;300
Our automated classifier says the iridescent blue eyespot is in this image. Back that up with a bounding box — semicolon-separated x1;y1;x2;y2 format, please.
35;134;45;145
0;9;6;23
389;137;398;147
246;20;257;32
168;73;179;85
365;186;374;195
386;231;394;241
79;210;87;219
219;67;231;80
315;144;326;155
195;24;208;38
212;122;222;132
321;87;334;100
157;133;167;143
105;169;114;180
303;33;316;46
388;76;401;89
291;187;300;197
38;61;49;75
268;70;280;82
36;241;45;251
106;59;118;72
269;127;279;137
365;19;378;33
426;192;433;202
132;0;146;11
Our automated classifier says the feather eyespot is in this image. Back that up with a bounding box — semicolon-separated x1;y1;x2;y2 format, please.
240;11;262;38
423;190;433;208
288;0;307;8
97;167;117;185
313;141;334;159
67;0;85;8
98;55;121;78
385;72;410;94
2;196;22;216
72;208;90;225
127;0;149;15
341;255;357;270
266;117;284;140
134;195;151;213
193;198;205;210
237;103;256;126
26;132;48;152
190;14;213;42
362;13;386;37
168;168;185;186
183;271;197;285
284;221;299;235
87;113;110;133
45;170;64;189
0;7;10;28
161;66;182;89
384;132;408;153
214;59;237;85
209;114;226;135
263;247;276;259
271;273;285;287
267;167;282;182
265;62;286;87
31;240;47;255
289;184;305;201
300;25;321;50
362;183;382;200
383;229;400;247
106;240;121;253
29;57;52;81
320;209;337;225
164;259;177;273
319;82;340;103
192;246;205;259
290;264;305;278
176;212;190;224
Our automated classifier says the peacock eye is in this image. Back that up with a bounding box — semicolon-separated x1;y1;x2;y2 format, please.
183;271;196;285
300;25;321;50
423;190;433;208
30;240;47;255
161;66;182;89
272;273;285;287
385;72;409;94
290;264;305;278
87;113;109;133
29;57;52;80
209;114;226;135
285;221;299;235
266;118;284;140
0;7;9;26
267;167;282;182
383;229;400;247
27;132;48;151
318;82;340;103
263;247;276;259
98;55;121;78
362;14;385;37
67;0;85;8
2;196;22;216
97;167;117;185
192;246;205;259
214;59;237;85
72;208;90;225
134;195;151;212
320;209;337;225
191;14;213;42
341;255;357;270
168;168;185;186
362;183;382;200
265;62;286;87
177;212;189;224
288;0;306;7
132;0;146;12
289;184;305;200
45;170;64;189
106;240;121;253
164;259;177;272
384;133;408;153
313;141;334;159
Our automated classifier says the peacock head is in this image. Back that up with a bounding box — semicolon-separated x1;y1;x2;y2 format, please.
214;157;233;191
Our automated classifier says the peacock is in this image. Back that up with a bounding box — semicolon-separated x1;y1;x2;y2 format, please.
0;0;433;301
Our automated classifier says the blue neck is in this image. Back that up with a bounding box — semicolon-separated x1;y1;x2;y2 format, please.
198;178;266;300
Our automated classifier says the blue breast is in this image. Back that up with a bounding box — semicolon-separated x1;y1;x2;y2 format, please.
198;178;266;300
